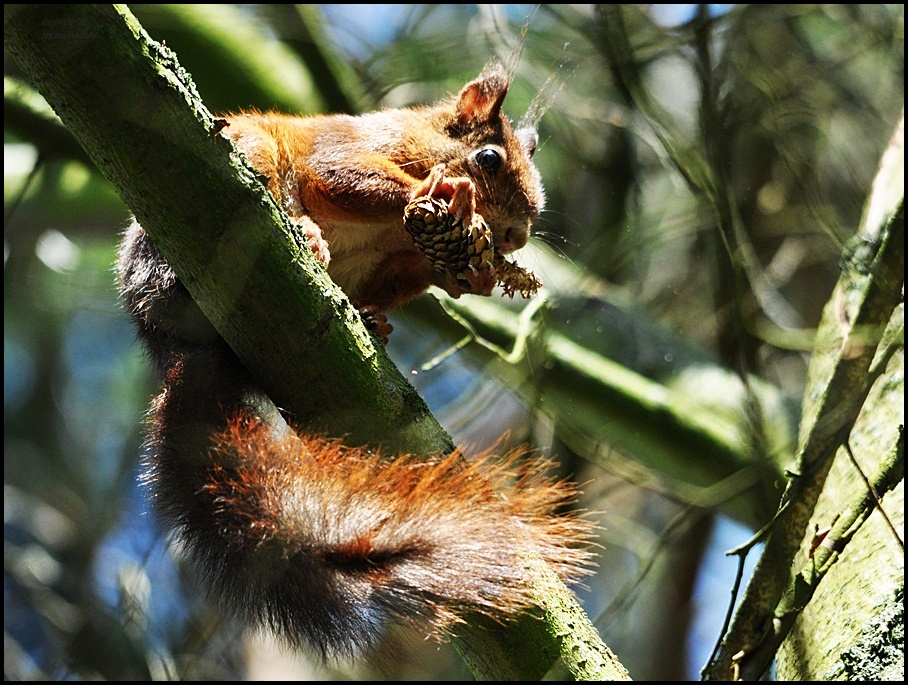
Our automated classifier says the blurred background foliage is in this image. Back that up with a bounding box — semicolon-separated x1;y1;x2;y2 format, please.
4;4;903;681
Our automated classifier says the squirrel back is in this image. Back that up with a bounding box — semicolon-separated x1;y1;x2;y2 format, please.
117;63;591;660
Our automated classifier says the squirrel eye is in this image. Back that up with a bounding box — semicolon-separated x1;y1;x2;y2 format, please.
475;147;502;175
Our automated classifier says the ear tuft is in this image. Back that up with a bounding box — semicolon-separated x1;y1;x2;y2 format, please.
455;62;510;127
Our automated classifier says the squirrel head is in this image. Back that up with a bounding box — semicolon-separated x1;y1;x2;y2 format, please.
424;62;546;255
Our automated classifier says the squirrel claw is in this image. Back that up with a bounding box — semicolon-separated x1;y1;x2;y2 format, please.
291;217;331;266
411;165;476;223
457;263;497;297
357;304;392;344
448;180;475;223
437;263;495;298
426;163;445;198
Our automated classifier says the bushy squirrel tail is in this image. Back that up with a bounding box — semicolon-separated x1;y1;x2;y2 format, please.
144;346;594;659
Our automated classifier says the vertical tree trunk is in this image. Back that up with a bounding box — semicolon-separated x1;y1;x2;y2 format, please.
776;117;905;680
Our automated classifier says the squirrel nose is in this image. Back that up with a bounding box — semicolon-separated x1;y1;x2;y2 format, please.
497;225;529;254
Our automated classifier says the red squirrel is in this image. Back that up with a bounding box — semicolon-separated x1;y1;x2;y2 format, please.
117;62;592;660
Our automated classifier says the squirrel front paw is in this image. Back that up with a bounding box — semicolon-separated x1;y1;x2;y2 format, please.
437;264;497;298
410;163;476;225
291;216;331;266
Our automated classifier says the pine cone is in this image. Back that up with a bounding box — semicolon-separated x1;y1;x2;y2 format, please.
403;196;494;275
403;196;541;298
493;253;543;299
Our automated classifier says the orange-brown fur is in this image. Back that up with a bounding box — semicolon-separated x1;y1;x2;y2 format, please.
219;63;544;311
118;63;588;660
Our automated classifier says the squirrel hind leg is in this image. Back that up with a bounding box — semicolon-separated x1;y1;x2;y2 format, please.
354;304;392;343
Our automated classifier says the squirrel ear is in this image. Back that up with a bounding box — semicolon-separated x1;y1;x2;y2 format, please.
515;126;539;157
455;63;510;127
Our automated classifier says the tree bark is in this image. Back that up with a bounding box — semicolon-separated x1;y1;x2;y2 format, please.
706;114;904;681
774;115;904;681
